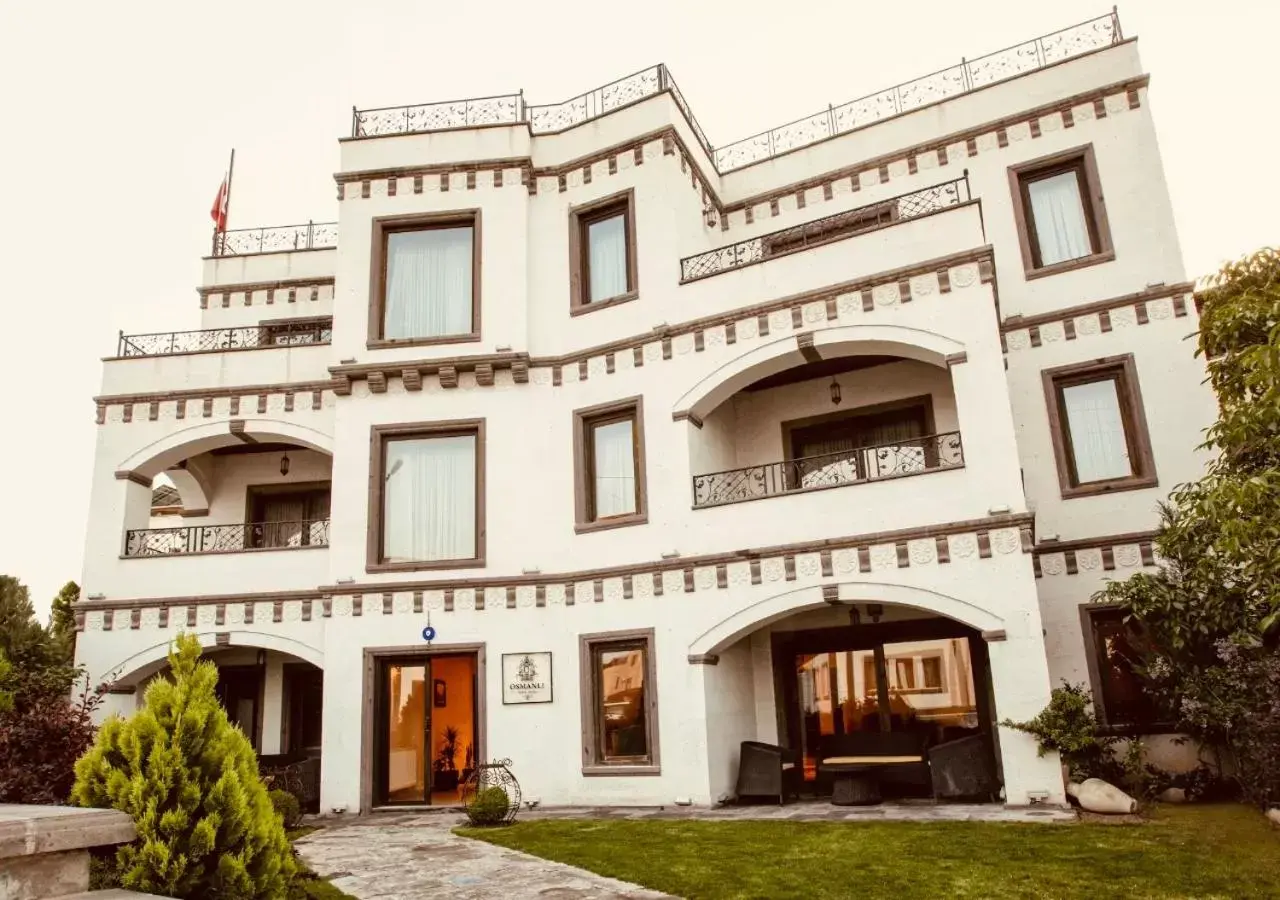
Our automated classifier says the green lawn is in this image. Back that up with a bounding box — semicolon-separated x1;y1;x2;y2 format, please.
460;805;1280;899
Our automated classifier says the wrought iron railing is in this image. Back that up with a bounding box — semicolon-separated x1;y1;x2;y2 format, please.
124;520;331;557
349;12;1120;174
116;318;333;357
352;64;716;159
691;433;963;508
680;177;971;282
713;12;1122;171
212;221;338;257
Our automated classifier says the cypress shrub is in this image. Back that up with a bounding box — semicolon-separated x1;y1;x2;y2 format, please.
73;633;296;899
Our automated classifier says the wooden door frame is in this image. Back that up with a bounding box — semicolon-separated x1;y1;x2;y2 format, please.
360;643;486;813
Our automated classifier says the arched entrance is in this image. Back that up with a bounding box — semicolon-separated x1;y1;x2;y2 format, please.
695;584;1010;805
95;630;326;809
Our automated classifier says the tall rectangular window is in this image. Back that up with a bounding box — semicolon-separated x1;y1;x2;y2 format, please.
569;190;637;314
580;629;659;775
1009;145;1113;278
369;421;485;571
370;213;480;346
573;398;647;533
1043;355;1157;498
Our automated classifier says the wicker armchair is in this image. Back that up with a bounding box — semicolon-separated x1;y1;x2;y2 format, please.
735;741;800;805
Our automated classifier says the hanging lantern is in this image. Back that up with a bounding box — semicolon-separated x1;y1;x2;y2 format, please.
829;377;842;405
279;454;291;476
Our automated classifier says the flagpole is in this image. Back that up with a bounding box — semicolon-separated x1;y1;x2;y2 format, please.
224;148;235;229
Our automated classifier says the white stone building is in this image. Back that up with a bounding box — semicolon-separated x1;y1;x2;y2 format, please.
75;11;1214;814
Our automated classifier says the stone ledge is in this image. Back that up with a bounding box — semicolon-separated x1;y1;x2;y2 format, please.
0;805;136;858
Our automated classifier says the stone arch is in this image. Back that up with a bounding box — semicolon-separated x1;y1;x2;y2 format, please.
687;581;1005;657
102;630;325;687
117;419;334;480
672;324;966;421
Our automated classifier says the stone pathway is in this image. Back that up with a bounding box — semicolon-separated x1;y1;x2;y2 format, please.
295;811;671;899
295;802;1073;898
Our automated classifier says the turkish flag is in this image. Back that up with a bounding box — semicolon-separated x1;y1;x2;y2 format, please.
210;177;228;232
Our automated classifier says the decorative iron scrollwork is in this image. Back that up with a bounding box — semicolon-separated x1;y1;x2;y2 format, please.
117;319;333;357
692;433;964;508
460;759;521;826
124;520;330;557
680;178;970;282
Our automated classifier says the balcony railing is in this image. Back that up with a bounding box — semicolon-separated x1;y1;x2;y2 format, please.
352;64;716;160
691;433;964;509
212;221;338;257
116;318;333;357
124;520;331;557
713;12;1121;171
349;12;1120;174
680;177;971;282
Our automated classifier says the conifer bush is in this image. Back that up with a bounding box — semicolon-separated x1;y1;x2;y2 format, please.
73;633;297;899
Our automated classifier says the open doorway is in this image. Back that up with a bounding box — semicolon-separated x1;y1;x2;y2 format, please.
373;652;479;806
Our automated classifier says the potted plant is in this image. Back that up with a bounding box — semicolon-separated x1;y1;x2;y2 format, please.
433;726;461;792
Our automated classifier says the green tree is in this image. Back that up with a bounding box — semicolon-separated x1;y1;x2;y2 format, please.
1096;246;1280;806
0;575;54;669
73;634;296;899
0;650;12;715
48;580;80;664
0;575;98;803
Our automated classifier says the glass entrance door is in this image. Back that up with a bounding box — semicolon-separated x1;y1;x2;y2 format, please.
383;662;429;803
375;653;478;806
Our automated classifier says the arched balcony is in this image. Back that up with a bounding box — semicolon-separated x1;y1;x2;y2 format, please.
87;419;335;598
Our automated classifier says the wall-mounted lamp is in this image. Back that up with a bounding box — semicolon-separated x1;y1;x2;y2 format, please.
279;454;291;476
829;377;842;406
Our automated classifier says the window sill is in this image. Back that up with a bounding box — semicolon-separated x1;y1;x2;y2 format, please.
1024;249;1115;281
367;333;480;351
574;513;648;535
582;764;661;777
366;557;486;574
570;290;638;317
1060;474;1157;500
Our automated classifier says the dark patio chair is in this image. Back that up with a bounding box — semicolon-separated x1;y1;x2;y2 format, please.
735;740;800;805
928;734;999;801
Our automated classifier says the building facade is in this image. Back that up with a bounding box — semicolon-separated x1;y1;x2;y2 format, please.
75;12;1215;813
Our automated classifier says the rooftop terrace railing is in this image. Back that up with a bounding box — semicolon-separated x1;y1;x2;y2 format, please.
350;11;1121;174
116;318;333;357
212;221;338;257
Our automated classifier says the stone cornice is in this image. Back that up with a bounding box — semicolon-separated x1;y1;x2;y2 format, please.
196;276;335;310
76;513;1035;626
1001;282;1194;353
1032;530;1159;577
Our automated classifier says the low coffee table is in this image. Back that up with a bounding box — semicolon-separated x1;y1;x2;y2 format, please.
819;755;926;807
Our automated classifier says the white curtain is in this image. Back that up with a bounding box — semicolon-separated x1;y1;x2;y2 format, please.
587;215;628;302
592;420;636;517
384;435;476;562
384;227;473;339
1062;380;1131;482
1027;171;1091;265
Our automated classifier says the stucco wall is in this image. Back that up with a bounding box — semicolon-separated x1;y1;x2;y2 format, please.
78;34;1208;810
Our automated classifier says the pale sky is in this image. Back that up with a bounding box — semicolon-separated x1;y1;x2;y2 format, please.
0;0;1273;620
